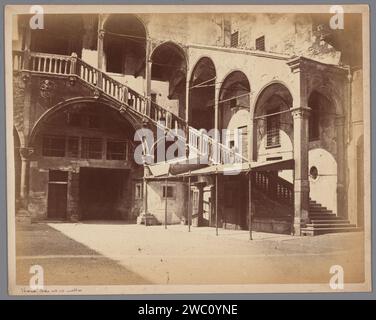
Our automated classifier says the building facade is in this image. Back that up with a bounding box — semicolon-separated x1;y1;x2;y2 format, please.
12;12;364;235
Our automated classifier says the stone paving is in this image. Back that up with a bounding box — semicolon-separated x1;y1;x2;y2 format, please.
16;221;365;287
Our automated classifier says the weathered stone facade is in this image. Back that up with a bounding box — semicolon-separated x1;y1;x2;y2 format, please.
11;12;364;234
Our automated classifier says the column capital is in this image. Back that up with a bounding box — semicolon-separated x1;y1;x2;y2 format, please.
291;106;311;119
19;147;34;160
98;29;105;40
335;115;346;126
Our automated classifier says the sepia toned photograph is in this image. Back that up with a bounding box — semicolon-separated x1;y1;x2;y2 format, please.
4;4;371;295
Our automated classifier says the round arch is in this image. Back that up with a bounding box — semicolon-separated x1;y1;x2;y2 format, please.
102;14;148;38
307;85;343;117
102;14;147;76
150;41;188;119
218;70;251;130
28;97;143;147
251;80;294;120
188;56;216;84
252;82;294;162
188;57;217;130
150;41;188;67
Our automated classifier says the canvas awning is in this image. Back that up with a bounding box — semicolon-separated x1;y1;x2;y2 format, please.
178;158;294;177
146;158;294;180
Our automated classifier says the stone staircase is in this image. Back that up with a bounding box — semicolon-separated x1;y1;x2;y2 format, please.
301;199;359;236
13;50;247;166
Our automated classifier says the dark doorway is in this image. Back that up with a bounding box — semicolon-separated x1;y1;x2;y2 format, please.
79;168;128;220
47;170;68;219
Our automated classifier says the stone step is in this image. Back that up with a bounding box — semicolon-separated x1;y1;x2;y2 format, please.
309;213;339;219
309;219;351;224
309;207;331;212
301;226;361;236
309;203;325;208
305;223;356;228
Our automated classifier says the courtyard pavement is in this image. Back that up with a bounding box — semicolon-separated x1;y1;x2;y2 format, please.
16;221;365;287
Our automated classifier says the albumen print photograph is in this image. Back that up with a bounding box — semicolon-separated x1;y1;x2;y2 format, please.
5;4;371;295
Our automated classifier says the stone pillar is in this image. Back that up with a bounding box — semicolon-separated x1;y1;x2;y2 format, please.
97;13;105;69
214;81;220;132
19;147;33;209
336;115;347;218
22;24;31;69
291;107;310;235
145;39;152;117
97;28;105;88
185;66;190;123
248;104;255;162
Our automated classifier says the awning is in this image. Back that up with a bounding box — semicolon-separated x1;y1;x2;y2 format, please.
176;158;294;177
146;158;294;180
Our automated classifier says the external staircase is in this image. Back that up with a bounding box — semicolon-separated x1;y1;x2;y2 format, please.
13;50;360;235
13;50;247;166
301;199;359;236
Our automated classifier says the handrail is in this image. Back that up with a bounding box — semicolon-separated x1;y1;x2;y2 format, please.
13;50;248;165
254;171;293;205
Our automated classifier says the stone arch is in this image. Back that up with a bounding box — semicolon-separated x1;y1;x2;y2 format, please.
188;55;217;82
218;70;251;130
102;14;147;76
252;82;294;162
102;14;148;38
188;57;217;130
150;41;188;119
251;80;294;120
28;97;143;147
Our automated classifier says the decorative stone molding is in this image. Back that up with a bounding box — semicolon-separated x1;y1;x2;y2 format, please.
335;115;346;127
291;106;311;119
98;29;105;40
40;79;56;99
119;105;128;115
21;72;31;83
19;147;34;160
67;76;76;86
93;88;101;99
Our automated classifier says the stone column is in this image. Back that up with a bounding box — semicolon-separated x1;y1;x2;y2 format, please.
97;28;105;89
336;115;347;218
185;66;190;123
214;82;220;132
248;97;255;162
291;107;310;235
97;14;105;69
19;147;33;208
145;39;152;117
